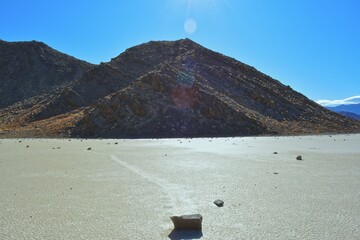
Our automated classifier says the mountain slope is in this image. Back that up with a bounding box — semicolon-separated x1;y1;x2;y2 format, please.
0;40;94;108
1;39;359;138
22;40;206;122
72;68;269;138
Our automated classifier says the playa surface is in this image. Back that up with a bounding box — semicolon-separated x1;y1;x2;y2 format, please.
1;135;360;239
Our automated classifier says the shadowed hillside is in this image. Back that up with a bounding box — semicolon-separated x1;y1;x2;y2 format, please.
0;40;94;109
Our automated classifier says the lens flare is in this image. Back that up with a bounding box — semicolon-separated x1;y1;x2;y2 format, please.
184;19;197;34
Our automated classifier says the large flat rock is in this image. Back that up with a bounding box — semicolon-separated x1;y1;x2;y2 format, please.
170;214;203;231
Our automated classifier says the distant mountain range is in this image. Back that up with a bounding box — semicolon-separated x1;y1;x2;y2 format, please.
327;104;360;120
0;39;359;138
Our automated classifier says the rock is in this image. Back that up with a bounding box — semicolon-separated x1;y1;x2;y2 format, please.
296;155;303;160
273;172;279;175
87;147;92;150
273;152;278;154
214;199;224;207
170;214;203;231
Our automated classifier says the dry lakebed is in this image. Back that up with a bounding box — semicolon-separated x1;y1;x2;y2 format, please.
1;134;360;239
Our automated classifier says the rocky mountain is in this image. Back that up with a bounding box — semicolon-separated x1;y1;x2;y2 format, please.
0;40;94;109
1;39;360;138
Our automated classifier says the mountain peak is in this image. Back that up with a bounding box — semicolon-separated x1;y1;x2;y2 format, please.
177;37;198;44
177;38;203;49
109;38;203;66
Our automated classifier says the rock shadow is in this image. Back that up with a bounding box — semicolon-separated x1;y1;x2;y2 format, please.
168;230;203;240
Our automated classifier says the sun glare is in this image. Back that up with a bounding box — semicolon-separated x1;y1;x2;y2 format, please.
184;19;197;34
172;0;226;34
184;0;217;9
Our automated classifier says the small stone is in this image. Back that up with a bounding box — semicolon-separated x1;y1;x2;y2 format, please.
296;155;303;160
273;152;278;154
114;142;118;145
87;147;92;150
26;145;29;148
170;214;203;231
273;172;279;175
214;199;224;207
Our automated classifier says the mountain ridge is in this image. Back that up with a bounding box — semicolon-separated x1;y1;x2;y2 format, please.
1;39;359;138
327;103;360;115
327;103;360;121
337;111;360;120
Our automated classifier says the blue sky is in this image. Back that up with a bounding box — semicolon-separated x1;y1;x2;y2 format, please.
1;0;359;104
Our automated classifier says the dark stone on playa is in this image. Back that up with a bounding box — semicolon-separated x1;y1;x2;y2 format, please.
87;147;92;150
296;155;303;160
273;152;278;154
214;199;224;207
170;214;203;231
